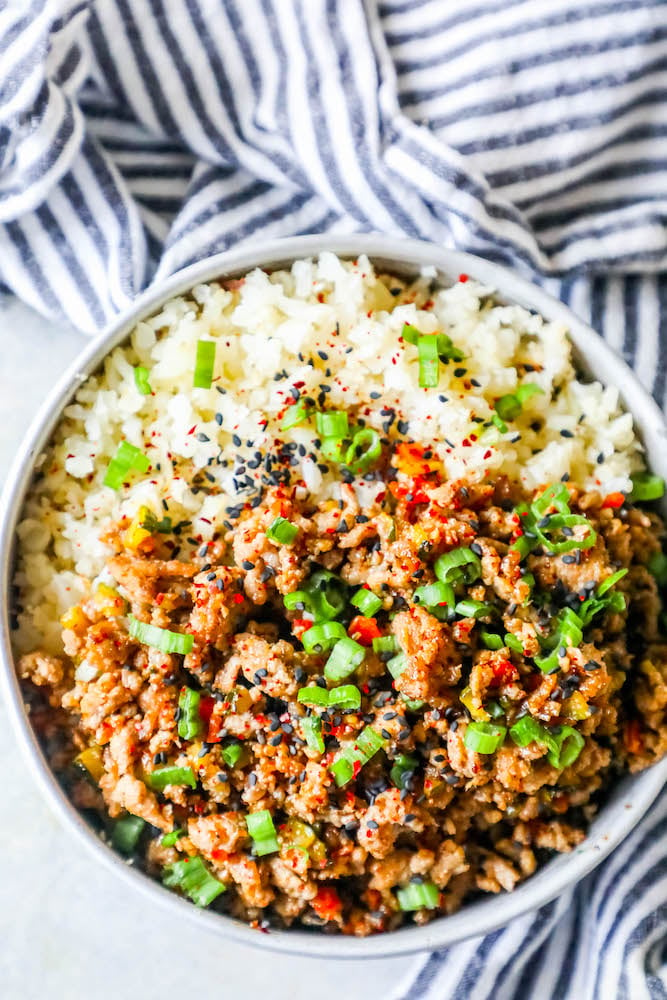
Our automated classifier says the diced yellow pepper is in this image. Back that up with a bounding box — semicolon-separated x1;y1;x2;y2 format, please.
460;684;490;722
60;605;87;632
394;441;443;478
124;505;154;551
74;745;104;784
93;583;126;616
562;690;590;721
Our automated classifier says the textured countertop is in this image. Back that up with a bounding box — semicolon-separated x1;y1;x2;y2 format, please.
0;295;416;1000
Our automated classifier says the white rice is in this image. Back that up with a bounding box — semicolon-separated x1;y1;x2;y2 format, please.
13;252;644;654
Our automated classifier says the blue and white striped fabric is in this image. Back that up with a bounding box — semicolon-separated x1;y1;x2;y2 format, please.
2;1;667;996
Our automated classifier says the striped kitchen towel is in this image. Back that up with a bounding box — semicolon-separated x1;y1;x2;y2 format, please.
2;1;667;997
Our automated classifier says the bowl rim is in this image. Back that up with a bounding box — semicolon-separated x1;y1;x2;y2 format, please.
2;233;667;959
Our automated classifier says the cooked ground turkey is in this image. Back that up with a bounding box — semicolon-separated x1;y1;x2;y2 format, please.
19;475;667;935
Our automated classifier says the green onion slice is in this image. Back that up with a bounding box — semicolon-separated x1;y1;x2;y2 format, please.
128;615;193;655
597;568;629;596
111;814;145;855
302;621;347;655
103;441;151;490
266;516;299;545
386;651;408;679
648;552;667;587
515;383;544;405
455;599;496;620
297;685;330;707
534;513;596;554
504;633;523;653
281;399;309;431
330;727;386;786
390;753;418;790
307;568;347;620
491;413;508;433
178;687;202;740
413;581;455;620
193;339;216;389
345;428;381;474
397;881;440;911
133;365;152;395
163;856;226;907
328;684;361;710
464;721;507;754
221;744;244;768
480;631;504;650
324;636;366;681
629;473;665;502
434;547;482;586
301;715;325;754
148;765;197;791
351;588;383;617
161;828;185;847
246;809;280;856
509;715;554;749
417;334;439;388
316;410;348;439
546;725;585;769
372;635;398;656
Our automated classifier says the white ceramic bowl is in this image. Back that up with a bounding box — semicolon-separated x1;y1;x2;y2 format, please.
2;235;667;958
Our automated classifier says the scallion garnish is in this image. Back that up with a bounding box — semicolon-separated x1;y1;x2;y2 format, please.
163;856;225;907
417;334;439;388
351;588;383;617
161;828;185;847
128;615;193;655
133;365;152;395
479;631;504;650
148;765;197;791
455;599;496;619
281;399;309;431
103;441;151;490
396;881;440;911
345;428;382;474
330;726;386;786
315;410;348;439
509;715;553;749
546;725;585;769
413;580;455;620
222;744;244;768
111;814;145;855
301;715;325;753
372;635;399;656
302;621;347;654
297;686;330;707
464;721;507;754
504;633;523;653
386;651;408;679
246;809;280;856
629;473;665;502
494;383;543;423
193;339;216;389
178;687;202;740
434;547;482;586
266;516;299;545
390;753;418;790
327;684;362;710
324;636;366;681
648;552;667;587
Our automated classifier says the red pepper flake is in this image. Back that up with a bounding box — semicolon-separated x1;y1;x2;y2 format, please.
352;760;362;778
459;273;469;283
187;425;197;436
601;492;625;509
233;593;245;604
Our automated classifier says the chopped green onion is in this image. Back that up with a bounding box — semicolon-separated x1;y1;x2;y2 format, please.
491;413;508;433
308;569;347;619
487;700;505;719
193;339;216;389
266;516;299;545
464;721;507;754
133;365;152;395
390;753;418;790
178;687;202;740
578;589;626;626
546;725;585;769
246;809;280;856
161;828;185;847
316;410;348;439
413;581;455;618
302;621;347;654
301;715;325;753
401;323;421;345
401;696;425;711
163;856;225;907
284;590;311;613
140;510;172;533
534;649;561;674
515;383;544;405
435;332;465;363
531;483;572;518
324;637;366;681
351;588;383;617
327;684;362;710
397;881;440;911
111;814;145;854
510;715;554;749
386;651;408;679
434;547;482;586
128;615;193;655
372;635;398;656
629;473;665;502
597;568;629;596
504;633;523;653
330;727;386;786
417;334;439;388
148;765;197;791
558;608;583;649
221;744;244;768
281;399;309;431
297;685;330;707
648;553;667;587
480;631;504;650
534;513;597;554
345;428;381;473
455;599;496;619
320;436;346;463
103;441;151;489
495;394;522;422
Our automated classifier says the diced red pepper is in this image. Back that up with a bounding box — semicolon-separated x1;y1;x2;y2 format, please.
312;885;343;920
292;618;311;640
602;492;625;509
491;659;517;685
348;615;381;646
624;718;644;755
